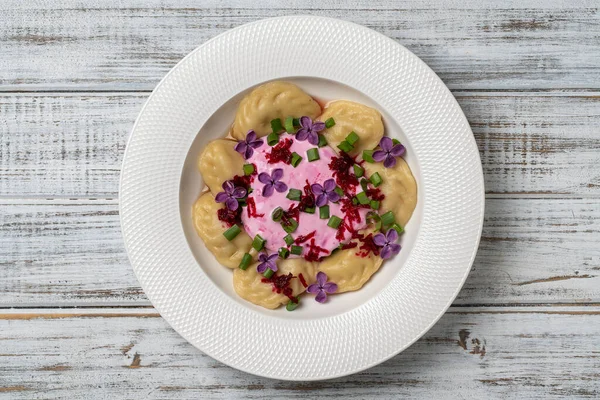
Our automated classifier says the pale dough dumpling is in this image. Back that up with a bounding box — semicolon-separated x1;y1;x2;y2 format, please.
198;139;245;195
192;192;252;268
318;246;383;293
233;258;317;309
364;158;417;227
319;100;384;157
232;81;321;140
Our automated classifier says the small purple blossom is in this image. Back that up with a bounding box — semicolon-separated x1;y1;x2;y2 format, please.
307;272;338;303
215;180;247;211
257;252;278;274
311;178;341;207
234;130;264;159
258;168;288;197
372;137;405;168
295;116;326;146
373;228;401;259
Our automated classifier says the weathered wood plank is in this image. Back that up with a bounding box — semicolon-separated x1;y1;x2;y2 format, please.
2;93;599;197
1;0;599;91
1;198;599;306
0;307;599;398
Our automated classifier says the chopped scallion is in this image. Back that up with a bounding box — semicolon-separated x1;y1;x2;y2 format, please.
270;118;283;133
223;225;241;241
238;253;252;270
337;140;354;153
252;234;266;251
353;164;364;177
291;245;303;255
290;152;303;167
317;134;328;148
282;219;299;233
319;205;330;219
284;116;295;133
263;268;275;279
356;191;369;205
243;163;255;176
325;117;336;128
381;211;395;228
370;200;380;210
303;206;315;214
334;186;344;198
363;149;375;163
360;178;369;192
286;298;299;311
327;215;343;229
390;223;404;235
307;148;320;162
370;172;383;187
286;188;302;201
267;132;279;146
284;234;295;246
271;206;284;222
278;247;290;259
346;131;359;145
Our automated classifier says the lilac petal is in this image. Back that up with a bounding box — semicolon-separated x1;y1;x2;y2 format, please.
327;192;341;203
248;139;264;149
315;194;328;207
312;121;326;132
388;243;401;255
274;181;288;193
316;271;327;287
372;233;387;247
311;183;324;195
214;192;229;203
372;150;387;162
267;253;279;262
246;130;257;143
379;137;393;152
232;187;247;199
315;290;327;303
234;141;247;154
300;116;312;128
222;180;234;193
268;263;278;272
258;253;268;263
271;168;284;181
256;263;267;273
307;132;319;146
380;245;393;260
322;282;338;293
244;146;254;160
295;128;309;141
383;155;397;168
386;228;399;243
225;197;238;211
323;179;337;192
390;144;405;157
262;184;274;197
258;172;272;184
306;283;320;294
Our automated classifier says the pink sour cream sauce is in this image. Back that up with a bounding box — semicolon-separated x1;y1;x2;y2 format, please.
241;134;369;256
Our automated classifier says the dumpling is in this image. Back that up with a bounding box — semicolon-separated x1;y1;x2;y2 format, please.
232;81;321;140
363;157;417;227
318;245;383;293
192;192;252;268
318;100;384;157
233;258;317;309
197;139;245;194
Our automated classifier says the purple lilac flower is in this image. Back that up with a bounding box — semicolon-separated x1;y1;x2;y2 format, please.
234;130;264;159
257;252;278;273
215;180;247;211
311;178;341;207
307;272;338;303
258;168;288;197
373;228;401;259
295;116;326;146
372;137;406;168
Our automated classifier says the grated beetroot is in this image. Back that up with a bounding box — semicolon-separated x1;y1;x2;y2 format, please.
329;152;359;193
266;138;293;164
261;273;296;301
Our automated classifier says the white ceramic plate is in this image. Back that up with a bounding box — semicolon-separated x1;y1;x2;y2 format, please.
120;16;484;380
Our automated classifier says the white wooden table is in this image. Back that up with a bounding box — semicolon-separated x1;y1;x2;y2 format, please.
1;1;599;398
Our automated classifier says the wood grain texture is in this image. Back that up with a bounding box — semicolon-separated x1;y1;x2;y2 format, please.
1;198;598;306
1;307;599;399
1;0;599;91
2;92;599;197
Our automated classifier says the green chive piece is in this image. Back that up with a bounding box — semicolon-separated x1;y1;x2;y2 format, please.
267;132;279;146
290;152;303;168
263;268;275;279
271;207;284;222
271;118;284;133
353;164;364;177
392;138;401;145
282;219;299;233
278;247;290;259
370;172;383;187
356;191;370;205
243;163;255;176
223;225;241;241
319;205;330;219
366;211;382;230
238;253;252;270
334;186;344;198
284;234;295;246
252;234;266;251
286;298;299;311
352;197;359;205
238;198;247;207
360;178;369;192
370;200;381;210
307;148;320;162
327;215;343;229
337;140;354;153
381;211;395;228
317;134;328;148
363;149;375;163
291;245;303;255
304;206;316;214
325;117;336;128
286;188;302;201
293;118;300;126
346;131;359;145
284;116;295;133
390;223;404;235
